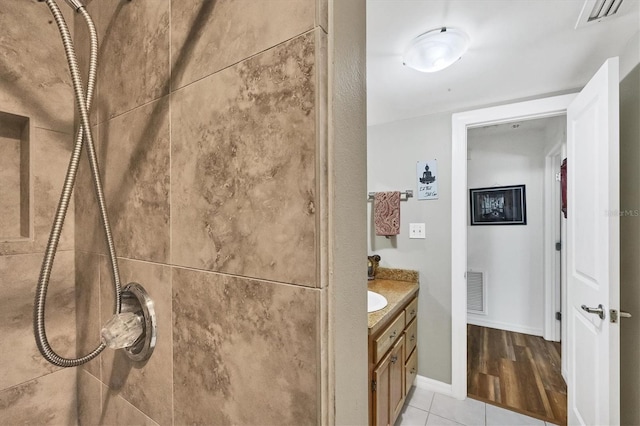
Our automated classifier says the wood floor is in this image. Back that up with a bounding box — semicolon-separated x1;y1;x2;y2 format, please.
467;325;567;425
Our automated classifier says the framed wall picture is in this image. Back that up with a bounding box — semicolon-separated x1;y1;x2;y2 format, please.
469;185;527;225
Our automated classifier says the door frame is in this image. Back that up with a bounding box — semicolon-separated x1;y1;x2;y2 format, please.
450;94;577;399
543;141;564;343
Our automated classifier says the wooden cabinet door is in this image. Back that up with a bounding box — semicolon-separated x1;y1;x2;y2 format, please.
373;352;391;426
405;347;418;396
389;334;406;424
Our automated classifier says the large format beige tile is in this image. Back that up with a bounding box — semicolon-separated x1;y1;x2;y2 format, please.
78;369;102;426
170;0;315;90
99;97;170;263
0;368;77;425
75;251;102;378
100;384;159;426
73;0;101;127
172;267;319;425
0;251;75;390
0;0;74;133
78;363;160;426
97;0;170;122
100;257;172;426
1;128;75;256
171;31;318;287
74;124;106;255
0;117;22;240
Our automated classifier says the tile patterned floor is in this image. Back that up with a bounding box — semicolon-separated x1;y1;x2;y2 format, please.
395;387;559;426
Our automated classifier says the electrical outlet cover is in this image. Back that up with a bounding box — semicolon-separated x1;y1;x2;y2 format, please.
409;223;426;239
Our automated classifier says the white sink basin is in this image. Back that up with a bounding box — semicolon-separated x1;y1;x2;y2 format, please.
368;291;388;313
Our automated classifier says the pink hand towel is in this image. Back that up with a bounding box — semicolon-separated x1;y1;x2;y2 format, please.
374;191;401;236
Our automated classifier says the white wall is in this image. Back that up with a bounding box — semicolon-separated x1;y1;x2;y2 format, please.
367;112;453;383
466;126;548;336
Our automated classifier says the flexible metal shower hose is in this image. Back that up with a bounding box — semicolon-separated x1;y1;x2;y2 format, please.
34;0;122;367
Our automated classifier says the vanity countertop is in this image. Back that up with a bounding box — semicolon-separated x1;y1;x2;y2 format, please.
368;278;419;335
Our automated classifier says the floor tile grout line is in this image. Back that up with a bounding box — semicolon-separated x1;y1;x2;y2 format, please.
428;391;435;412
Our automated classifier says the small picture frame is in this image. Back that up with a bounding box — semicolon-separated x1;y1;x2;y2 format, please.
469;185;527;225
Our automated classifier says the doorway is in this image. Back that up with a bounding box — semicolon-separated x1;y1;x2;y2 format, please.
452;57;622;426
449;94;577;402
464;116;567;424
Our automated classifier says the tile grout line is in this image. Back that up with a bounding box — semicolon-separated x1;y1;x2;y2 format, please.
170;26;319;96
74;250;319;291
168;1;174;424
0;367;73;394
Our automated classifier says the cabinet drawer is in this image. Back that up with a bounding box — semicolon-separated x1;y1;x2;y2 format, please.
404;317;417;361
405;348;417;395
405;297;418;324
374;311;405;363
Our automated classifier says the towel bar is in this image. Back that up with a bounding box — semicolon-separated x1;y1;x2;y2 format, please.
367;190;413;201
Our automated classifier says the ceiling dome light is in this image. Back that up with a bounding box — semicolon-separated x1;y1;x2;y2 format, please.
403;27;470;73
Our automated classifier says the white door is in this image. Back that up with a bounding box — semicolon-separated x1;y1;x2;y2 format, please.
567;57;620;425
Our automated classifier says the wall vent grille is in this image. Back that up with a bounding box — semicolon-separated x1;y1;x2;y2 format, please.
576;0;626;28
467;271;486;315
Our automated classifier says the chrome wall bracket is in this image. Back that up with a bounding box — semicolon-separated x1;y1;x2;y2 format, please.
121;283;157;362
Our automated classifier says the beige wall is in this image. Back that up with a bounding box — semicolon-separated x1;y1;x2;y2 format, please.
367;112;453;383
0;1;77;423
620;62;640;426
73;0;367;424
330;0;369;424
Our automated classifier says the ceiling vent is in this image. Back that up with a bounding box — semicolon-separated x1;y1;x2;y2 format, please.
576;0;626;28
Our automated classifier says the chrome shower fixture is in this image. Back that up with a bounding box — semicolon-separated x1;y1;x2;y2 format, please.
101;283;157;362
34;0;154;367
37;0;85;12
54;0;133;12
63;0;85;12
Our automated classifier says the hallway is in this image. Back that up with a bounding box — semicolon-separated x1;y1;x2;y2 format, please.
467;325;567;425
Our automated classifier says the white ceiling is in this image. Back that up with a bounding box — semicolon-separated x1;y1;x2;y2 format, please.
469;114;566;139
366;0;640;126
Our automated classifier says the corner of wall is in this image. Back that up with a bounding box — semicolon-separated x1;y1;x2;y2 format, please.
328;0;369;424
620;31;640;81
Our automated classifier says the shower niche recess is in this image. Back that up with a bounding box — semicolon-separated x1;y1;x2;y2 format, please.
0;111;32;242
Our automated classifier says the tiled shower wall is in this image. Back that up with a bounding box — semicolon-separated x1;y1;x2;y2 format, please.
0;1;77;423
74;0;329;424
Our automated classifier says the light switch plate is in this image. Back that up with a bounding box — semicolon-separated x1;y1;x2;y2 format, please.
409;223;426;239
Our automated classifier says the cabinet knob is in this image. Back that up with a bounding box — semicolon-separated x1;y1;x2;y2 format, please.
410;367;416;374
410;309;416;316
391;355;398;364
410;334;415;342
390;331;397;339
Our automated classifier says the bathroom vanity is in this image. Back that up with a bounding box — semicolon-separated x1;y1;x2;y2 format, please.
367;270;419;426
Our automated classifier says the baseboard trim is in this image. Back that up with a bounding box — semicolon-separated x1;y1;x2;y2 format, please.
414;375;456;398
467;318;543;337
